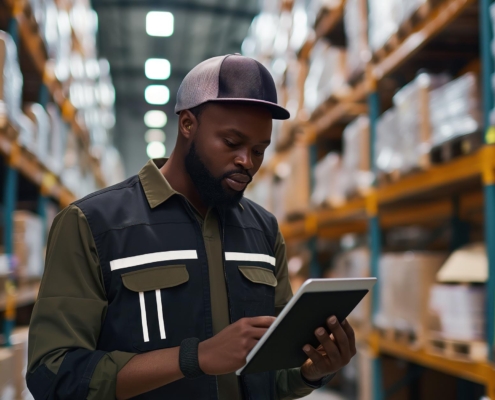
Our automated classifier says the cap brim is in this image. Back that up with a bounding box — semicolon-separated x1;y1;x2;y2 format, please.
207;98;291;120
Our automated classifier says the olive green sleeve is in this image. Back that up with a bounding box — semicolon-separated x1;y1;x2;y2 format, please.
27;205;135;399
273;229;318;399
274;229;293;316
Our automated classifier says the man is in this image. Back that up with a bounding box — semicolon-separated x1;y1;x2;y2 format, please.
27;54;356;400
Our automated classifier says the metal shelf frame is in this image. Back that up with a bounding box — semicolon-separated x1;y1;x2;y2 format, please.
278;0;495;397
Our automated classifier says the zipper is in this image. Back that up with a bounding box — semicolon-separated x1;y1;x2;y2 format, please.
216;208;233;322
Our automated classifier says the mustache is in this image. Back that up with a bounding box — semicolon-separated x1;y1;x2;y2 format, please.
222;169;253;182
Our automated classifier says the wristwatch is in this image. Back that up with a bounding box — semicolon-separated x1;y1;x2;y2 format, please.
179;337;205;379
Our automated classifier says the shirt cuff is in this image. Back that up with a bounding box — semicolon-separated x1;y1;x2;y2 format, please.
87;351;137;400
300;369;335;389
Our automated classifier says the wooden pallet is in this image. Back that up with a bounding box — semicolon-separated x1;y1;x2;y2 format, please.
430;132;483;165
426;336;488;361
377;327;419;347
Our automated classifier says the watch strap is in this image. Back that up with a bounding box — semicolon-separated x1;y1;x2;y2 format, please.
179;337;205;379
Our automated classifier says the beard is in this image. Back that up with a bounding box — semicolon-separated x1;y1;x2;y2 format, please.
185;142;251;209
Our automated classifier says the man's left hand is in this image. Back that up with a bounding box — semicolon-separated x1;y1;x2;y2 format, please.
300;316;356;382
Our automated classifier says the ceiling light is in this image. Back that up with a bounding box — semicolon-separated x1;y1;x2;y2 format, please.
145;129;166;143
146;12;174;37
144;110;167;128
145;85;169;105
146;141;166;158
145;58;171;80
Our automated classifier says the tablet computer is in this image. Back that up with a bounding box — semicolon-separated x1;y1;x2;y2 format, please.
236;277;376;376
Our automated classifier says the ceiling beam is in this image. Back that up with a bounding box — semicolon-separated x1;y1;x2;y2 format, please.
92;0;258;20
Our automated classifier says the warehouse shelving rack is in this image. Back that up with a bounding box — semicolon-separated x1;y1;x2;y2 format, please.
275;0;495;397
0;0;107;345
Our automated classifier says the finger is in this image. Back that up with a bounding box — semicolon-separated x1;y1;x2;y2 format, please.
248;326;270;340
341;319;357;356
315;327;340;364
302;344;326;369
327;316;351;362
247;316;276;327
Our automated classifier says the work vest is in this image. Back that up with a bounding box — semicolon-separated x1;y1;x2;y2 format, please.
75;174;279;399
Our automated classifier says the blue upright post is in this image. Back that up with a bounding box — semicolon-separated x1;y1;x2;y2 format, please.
368;88;384;400
480;0;495;360
3;166;19;346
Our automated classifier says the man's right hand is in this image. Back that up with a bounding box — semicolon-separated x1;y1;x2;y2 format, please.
198;316;275;375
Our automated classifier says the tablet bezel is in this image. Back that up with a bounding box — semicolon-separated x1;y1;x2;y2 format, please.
236;277;376;375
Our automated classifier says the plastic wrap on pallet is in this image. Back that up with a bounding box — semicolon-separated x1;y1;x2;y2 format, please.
290;0;312;53
342;115;373;197
13;211;44;280
0;31;24;131
429;73;481;147
272;145;310;221
393;73;449;173
311;152;345;207
70;0;99;57
24;103;51;164
375;252;447;339
304;42;348;112
376;107;401;174
46;103;69;175
344;0;369;79
368;0;401;51
331;247;371;326
429;284;485;341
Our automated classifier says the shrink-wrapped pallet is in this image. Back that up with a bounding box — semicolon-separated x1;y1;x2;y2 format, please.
376;107;401;175
311;152;346;208
13;211;44;281
0;31;23;131
368;0;401;51
304;42;348;112
344;0;369;79
331;247;371;328
429;284;485;341
429;73;482;147
272;144;310;221
24;103;51;164
342;116;373;197
393;73;449;172
375;252;447;342
46;103;69;175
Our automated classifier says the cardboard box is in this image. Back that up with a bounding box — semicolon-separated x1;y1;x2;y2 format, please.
437;243;487;283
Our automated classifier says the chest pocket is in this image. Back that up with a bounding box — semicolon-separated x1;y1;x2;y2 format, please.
121;265;192;352
238;265;277;318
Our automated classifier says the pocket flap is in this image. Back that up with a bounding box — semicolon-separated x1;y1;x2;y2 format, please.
238;266;277;287
122;265;189;292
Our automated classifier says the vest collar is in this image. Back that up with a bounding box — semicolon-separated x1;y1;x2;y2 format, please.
138;158;177;209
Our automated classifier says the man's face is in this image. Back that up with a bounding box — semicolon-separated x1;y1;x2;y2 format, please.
184;102;272;208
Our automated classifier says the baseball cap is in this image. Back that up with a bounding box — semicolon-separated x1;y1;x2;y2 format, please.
175;54;290;120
